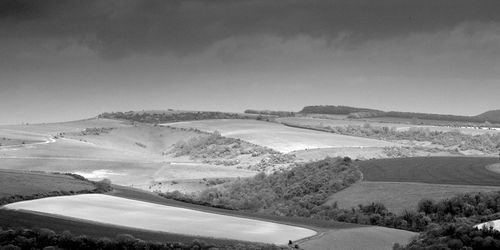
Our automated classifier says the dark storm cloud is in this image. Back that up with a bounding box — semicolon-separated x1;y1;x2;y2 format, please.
1;0;500;58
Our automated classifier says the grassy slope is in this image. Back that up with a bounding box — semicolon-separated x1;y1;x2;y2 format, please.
300;227;417;250
167;119;394;153
0;119;257;192
327;181;500;213
0;169;94;198
359;157;500;186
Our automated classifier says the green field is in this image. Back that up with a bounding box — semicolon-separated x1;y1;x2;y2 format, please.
359;157;500;186
299;226;417;250
0;169;94;199
327;181;500;213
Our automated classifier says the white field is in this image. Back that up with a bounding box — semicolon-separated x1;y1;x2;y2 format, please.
4;194;316;244
476;220;500;231
165;119;395;153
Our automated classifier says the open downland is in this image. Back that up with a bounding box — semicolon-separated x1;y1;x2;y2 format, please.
0;169;94;198
300;227;417;250
359;157;500;186
0;119;257;193
327;181;500;213
166;119;395;153
4;194;316;245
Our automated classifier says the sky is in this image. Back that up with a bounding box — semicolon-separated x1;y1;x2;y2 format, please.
1;0;500;124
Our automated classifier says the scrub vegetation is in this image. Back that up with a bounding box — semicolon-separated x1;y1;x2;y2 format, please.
169;131;294;170
283;122;500;155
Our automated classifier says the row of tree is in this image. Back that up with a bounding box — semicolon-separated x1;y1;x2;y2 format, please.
98;111;255;124
0;227;279;250
299;105;500;124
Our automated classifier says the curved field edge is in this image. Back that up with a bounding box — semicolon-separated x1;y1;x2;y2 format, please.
327;181;500;214
0;209;263;247
3;194;317;245
358;157;500;186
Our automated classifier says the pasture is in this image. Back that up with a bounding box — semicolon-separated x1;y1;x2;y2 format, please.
166;119;395;153
327;181;500;213
0;169;94;199
359;157;500;186
299;226;417;250
0;120;257;193
4;194;317;244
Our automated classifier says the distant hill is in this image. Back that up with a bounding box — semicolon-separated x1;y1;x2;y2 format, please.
300;105;383;115
299;105;500;124
476;110;500;123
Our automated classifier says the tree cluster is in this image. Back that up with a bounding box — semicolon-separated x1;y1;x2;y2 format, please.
0;227;279;250
244;110;295;117
394;222;500;250
98;111;254;124
163;157;362;216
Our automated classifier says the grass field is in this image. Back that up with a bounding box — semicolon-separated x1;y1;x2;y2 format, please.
327;181;500;213
0;119;258;193
0;169;94;198
4;194;316;244
359;157;500;186
299;226;417;250
166;119;395;153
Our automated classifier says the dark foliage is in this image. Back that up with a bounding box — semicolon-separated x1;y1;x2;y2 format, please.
299;105;382;115
395;222;500;250
244;110;295;117
98;111;256;124
0;227;279;250
163;157;362;216
299;105;500;124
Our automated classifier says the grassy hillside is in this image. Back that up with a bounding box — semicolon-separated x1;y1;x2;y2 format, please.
358;157;500;186
0;169;111;206
328;181;500;213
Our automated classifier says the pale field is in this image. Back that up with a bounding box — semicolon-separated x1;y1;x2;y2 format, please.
299;226;417;250
0;169;94;198
476;220;500;231
166;119;395;153
327;181;500;213
0;119;257;193
278;116;499;135
3;194;317;244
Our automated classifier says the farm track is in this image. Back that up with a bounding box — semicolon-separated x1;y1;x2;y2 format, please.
359;157;500;186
